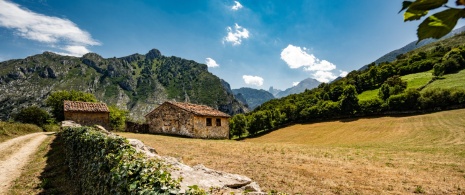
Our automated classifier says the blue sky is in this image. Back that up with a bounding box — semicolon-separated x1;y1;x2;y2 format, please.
0;0;460;90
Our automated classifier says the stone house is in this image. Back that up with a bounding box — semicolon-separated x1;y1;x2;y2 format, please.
63;100;110;129
145;101;231;139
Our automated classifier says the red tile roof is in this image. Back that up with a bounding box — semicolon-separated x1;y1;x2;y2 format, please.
63;100;110;113
149;101;230;118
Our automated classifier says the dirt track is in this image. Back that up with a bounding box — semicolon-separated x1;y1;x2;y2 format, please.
0;132;51;194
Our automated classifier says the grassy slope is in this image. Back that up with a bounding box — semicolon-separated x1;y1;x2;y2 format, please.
358;71;435;101
425;69;465;90
119;109;465;194
0;122;42;143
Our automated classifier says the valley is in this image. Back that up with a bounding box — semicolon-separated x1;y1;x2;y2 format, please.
119;108;465;194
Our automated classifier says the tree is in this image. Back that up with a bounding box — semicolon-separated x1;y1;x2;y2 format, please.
339;85;359;115
400;0;465;43
229;114;248;138
46;90;97;121
109;105;129;131
12;106;51;127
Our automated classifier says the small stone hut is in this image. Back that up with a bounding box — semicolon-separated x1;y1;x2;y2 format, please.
145;101;231;139
63;100;110;129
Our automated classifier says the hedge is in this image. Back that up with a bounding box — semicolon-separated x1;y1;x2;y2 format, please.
60;127;180;194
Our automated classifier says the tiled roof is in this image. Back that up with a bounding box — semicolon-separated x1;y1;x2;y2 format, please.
63;100;110;113
166;101;230;117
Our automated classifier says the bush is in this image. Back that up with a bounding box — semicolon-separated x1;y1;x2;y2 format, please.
12;106;50;128
109;105;129;131
60;127;180;194
359;98;385;114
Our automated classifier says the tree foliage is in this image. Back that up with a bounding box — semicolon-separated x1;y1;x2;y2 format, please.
12;106;50;127
109;105;129;131
400;0;465;42
45;90;97;121
229;34;465;138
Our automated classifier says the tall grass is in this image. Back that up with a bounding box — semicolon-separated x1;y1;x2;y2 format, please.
0;121;42;142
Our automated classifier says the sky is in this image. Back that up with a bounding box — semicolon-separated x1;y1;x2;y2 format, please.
0;0;463;90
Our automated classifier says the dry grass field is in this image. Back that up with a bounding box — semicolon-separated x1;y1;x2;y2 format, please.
118;109;465;194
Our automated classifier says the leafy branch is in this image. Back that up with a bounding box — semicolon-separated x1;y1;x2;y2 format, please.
400;0;465;43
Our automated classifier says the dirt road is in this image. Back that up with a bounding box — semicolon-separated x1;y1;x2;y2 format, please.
0;132;52;194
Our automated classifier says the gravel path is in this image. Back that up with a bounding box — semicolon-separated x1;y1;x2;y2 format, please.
0;132;52;194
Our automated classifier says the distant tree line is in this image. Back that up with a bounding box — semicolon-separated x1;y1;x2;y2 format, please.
229;41;465;138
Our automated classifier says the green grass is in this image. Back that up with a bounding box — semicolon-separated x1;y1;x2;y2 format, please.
358;71;434;101
401;71;433;89
424;69;465;90
357;89;378;101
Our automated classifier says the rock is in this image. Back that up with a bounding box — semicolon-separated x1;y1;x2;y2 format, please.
61;120;81;128
126;138;262;194
127;138;157;154
94;125;111;135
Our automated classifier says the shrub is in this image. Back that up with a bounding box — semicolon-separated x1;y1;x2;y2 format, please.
60;127;180;194
12;106;50;127
359;98;385;114
109;105;129;131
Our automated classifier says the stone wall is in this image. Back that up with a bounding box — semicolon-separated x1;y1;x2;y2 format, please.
64;111;109;130
146;104;230;139
193;116;229;139
146;104;196;137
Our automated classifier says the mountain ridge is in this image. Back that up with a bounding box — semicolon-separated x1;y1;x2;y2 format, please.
0;49;248;120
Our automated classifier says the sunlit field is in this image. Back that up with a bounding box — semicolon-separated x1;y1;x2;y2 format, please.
119;109;465;194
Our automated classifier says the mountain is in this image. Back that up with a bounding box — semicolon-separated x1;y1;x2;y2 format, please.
359;25;465;71
232;88;274;110
268;86;282;97
0;49;248;120
274;78;321;98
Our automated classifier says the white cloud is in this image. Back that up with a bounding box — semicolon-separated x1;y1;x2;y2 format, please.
281;44;335;71
292;81;299;86
0;0;100;56
339;70;348;77
205;57;219;68
242;75;263;87
223;23;249;46
281;44;343;83
231;1;243;11
312;71;338;83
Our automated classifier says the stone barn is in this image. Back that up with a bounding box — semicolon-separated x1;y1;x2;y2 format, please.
145;101;230;139
63;100;110;129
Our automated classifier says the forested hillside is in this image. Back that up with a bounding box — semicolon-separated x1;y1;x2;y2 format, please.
0;49;248;120
229;32;465;138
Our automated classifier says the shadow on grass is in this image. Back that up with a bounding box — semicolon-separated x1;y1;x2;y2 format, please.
38;134;79;195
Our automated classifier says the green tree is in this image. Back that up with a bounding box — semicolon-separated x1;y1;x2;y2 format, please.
339;85;359;115
400;0;465;42
12;106;51;127
109;105;129;131
229;114;248;138
46;90;97;121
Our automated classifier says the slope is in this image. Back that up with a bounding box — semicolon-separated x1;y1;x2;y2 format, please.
0;49;247;120
232;87;274;110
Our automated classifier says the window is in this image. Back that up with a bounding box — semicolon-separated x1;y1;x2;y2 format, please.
216;118;221;126
206;118;212;126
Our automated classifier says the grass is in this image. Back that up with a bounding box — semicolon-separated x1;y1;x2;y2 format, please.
358;71;434;101
401;71;433;89
424;69;465;91
357;89;378;102
0;121;43;143
8;134;54;194
119;109;465;194
8;134;79;195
